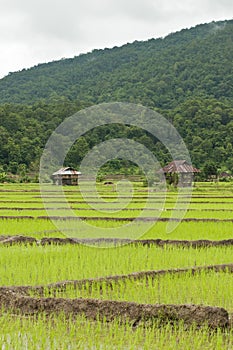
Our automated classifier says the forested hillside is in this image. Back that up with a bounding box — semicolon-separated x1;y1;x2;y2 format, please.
0;19;233;179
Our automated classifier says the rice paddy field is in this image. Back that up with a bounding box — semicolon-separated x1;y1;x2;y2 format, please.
0;181;232;349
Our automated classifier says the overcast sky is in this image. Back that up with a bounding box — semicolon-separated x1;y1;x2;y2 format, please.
0;0;233;79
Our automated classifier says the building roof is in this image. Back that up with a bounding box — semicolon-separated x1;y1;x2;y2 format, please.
159;160;200;174
52;167;81;176
219;171;231;178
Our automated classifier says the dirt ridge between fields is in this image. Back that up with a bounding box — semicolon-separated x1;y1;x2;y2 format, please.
0;264;232;329
1;235;233;248
1;216;233;222
0;288;229;329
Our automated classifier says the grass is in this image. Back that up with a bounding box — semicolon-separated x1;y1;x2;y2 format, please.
0;313;232;350
0;182;232;348
49;270;233;312
0;244;232;286
1;208;233;220
0;217;233;242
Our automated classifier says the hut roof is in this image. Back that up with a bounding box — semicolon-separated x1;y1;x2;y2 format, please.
52;167;81;176
159;160;200;173
219;171;231;178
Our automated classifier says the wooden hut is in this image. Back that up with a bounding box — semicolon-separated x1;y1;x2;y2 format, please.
219;171;231;179
51;167;81;186
158;160;200;187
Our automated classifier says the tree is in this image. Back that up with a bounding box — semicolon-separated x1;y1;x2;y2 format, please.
203;161;218;180
0;166;7;183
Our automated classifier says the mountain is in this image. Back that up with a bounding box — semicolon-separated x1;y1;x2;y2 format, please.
0;20;233;108
0;19;233;178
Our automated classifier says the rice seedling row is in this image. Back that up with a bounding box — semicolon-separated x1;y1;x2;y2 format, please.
0;183;232;348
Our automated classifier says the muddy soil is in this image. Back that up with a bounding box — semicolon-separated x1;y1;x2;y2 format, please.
1;235;233;248
41;237;233;248
0;235;37;246
0;288;229;329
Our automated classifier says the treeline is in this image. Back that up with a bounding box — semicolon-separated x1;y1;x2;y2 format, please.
0;96;232;180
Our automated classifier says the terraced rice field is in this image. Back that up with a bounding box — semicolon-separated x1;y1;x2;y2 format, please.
0;182;232;349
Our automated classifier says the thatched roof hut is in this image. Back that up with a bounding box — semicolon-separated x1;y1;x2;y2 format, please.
160;160;200;174
158;160;200;187
51;167;81;186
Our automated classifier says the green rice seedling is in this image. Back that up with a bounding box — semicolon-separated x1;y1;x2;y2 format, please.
0;245;232;286
0;183;232;348
143;220;233;240
0;218;62;237
56;270;233;312
0;312;232;349
1;216;233;241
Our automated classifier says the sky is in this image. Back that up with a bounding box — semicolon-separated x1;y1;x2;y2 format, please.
0;0;233;79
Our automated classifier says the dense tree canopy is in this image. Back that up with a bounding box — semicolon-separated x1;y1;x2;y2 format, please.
0;20;233;179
